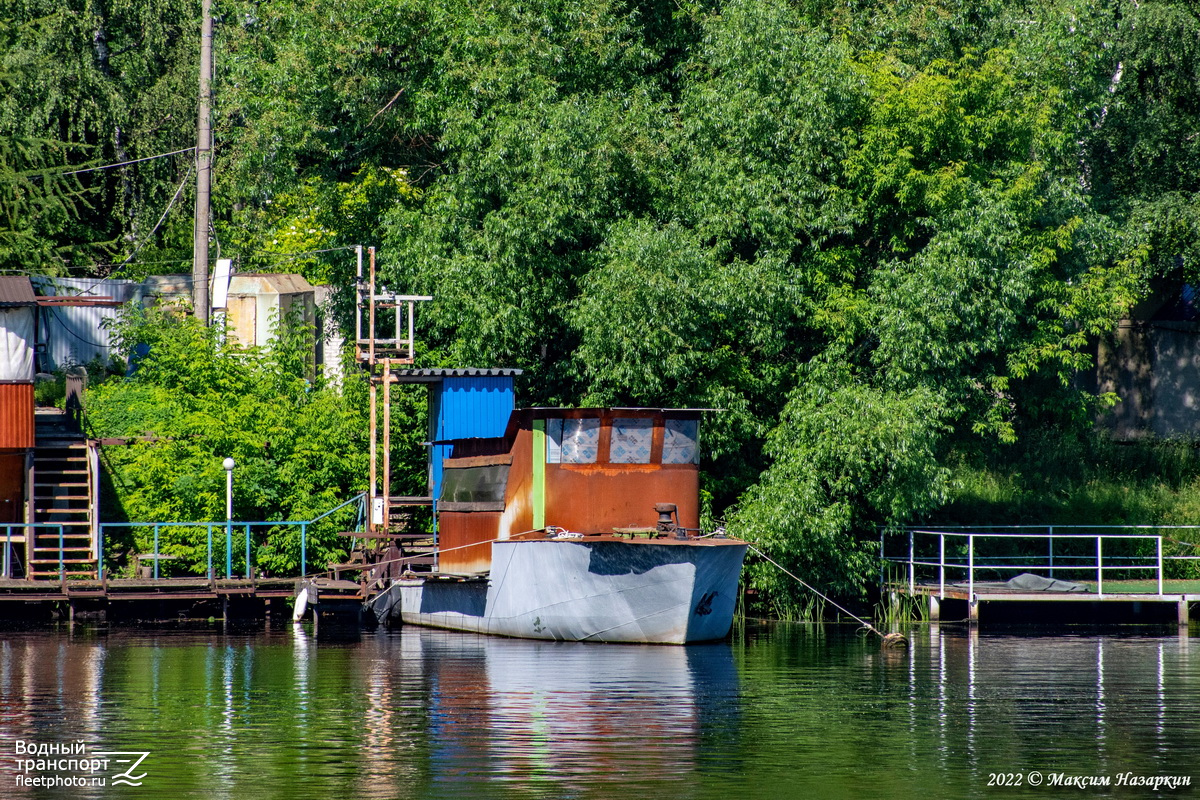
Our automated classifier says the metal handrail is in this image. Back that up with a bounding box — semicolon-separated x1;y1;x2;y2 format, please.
883;527;1200;600
1;523;66;580
98;494;366;580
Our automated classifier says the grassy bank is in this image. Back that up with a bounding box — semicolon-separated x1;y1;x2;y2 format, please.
935;432;1200;527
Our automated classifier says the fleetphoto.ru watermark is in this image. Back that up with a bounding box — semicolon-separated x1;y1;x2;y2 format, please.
988;771;1192;791
12;740;150;789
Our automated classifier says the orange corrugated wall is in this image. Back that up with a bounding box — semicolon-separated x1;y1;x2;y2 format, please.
0;383;35;449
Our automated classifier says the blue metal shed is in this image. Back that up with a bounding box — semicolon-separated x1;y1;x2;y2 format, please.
393;368;522;503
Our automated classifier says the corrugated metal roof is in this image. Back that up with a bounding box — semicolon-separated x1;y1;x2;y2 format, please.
228;273;315;296
0;277;37;306
395;368;524;378
429;373;518;506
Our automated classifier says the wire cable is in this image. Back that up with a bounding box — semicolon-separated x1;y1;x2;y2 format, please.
57;147;196;177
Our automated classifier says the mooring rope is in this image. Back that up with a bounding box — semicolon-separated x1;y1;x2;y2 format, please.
747;544;907;647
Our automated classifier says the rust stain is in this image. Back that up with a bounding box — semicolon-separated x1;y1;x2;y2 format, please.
0;383;34;449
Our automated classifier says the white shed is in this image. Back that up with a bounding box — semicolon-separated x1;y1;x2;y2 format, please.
225;273;316;350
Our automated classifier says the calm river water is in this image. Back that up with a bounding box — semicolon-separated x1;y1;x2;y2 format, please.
0;623;1197;799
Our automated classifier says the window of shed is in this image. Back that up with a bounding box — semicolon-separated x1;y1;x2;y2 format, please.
610;418;653;463
663;418;699;464
546;418;600;464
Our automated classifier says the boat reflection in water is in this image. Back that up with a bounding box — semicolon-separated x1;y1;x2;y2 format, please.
411;630;740;790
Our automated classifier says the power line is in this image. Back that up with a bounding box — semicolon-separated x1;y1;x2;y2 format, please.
71;163;195;294
57;147;196;178
42;305;112;350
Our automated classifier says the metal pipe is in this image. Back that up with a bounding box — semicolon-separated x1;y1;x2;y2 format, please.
407;300;415;361
207;524;213;579
939;533;945;600
3;525;10;579
154;524;160;579
383;360;391;537
968;534;974;600
58;525;64;585
1096;536;1103;597
369;380;377;533
300;522;307;577
1157;536;1164;596
224;459;234;579
245;524;251;579
355;245;363;346
908;528;915;595
1048;525;1054;578
368;246;376;365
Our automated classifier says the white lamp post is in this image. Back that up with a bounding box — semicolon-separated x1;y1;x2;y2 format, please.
223;458;235;578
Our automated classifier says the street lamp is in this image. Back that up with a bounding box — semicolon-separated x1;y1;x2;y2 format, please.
223;458;235;579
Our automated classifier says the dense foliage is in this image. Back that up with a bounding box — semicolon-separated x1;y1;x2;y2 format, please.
88;308;380;576
7;0;1200;609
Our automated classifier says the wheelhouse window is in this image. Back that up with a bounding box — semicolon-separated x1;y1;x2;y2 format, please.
546;417;600;464
662;418;700;464
441;465;510;503
610;417;653;463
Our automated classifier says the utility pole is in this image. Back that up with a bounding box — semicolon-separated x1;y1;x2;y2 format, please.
192;0;213;324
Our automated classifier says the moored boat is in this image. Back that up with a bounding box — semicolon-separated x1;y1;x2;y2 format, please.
372;407;747;643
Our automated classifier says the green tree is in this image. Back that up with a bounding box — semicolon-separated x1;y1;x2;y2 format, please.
87;306;377;576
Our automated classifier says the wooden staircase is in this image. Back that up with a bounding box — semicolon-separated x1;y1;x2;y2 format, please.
329;496;435;583
388;498;437;571
31;411;98;580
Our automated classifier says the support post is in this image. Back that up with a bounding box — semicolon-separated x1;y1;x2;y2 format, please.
245;524;252;579
969;595;979;626
355;245;363;346
300;522;307;577
368;380;377;534
58;525;64;586
939;533;945;600
1096;536;1103;597
908;529;915;595
3;525;10;579
192;0;213;324
382;360;391;539
968;534;974;601
153;524;160;579
1157;537;1164;596
1180;598;1190;628
1048;525;1054;578
929;594;940;622
368;247;376;364
207;524;213;580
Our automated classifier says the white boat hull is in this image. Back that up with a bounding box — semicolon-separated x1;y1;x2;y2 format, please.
389;538;747;644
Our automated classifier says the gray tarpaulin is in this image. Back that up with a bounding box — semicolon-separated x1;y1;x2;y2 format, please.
1005;573;1089;592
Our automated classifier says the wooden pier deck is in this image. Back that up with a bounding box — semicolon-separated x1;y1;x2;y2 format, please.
899;580;1200;626
0;576;364;623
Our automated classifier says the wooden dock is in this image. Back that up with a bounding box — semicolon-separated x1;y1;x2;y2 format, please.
885;526;1200;627
0;576;364;624
901;580;1200;626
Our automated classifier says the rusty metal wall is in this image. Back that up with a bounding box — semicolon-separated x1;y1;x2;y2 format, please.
0;450;24;523
438;412;701;572
545;465;699;533
0;383;34;449
438;511;503;574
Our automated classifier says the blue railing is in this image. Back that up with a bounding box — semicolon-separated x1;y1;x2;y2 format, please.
97;493;366;581
1;524;67;580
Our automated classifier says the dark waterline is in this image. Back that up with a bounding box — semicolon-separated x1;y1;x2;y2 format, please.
1;623;1197;799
